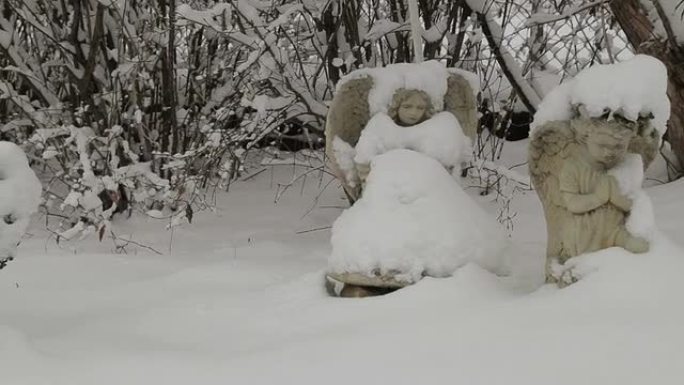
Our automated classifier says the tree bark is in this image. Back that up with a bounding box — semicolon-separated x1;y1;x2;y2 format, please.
157;0;178;157
610;0;684;168
321;5;341;85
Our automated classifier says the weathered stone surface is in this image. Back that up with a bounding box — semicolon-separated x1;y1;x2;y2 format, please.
529;114;658;284
326;271;410;289
325;272;404;298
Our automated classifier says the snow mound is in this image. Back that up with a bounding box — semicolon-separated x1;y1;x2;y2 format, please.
331;137;359;188
337;61;450;115
609;154;655;241
354;111;472;169
329;149;508;284
0;142;42;262
532;55;670;134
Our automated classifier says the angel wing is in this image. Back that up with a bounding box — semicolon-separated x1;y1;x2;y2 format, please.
444;72;479;141
324;77;373;201
528;121;577;258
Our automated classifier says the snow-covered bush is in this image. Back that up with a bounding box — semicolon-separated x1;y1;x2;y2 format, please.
0;0;324;238
0;142;42;269
29;122;234;240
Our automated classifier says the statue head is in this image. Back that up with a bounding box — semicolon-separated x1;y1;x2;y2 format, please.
388;89;434;126
573;111;637;169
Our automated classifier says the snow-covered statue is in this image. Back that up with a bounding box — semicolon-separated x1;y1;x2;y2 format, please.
0;142;42;270
324;61;507;297
325;61;478;202
528;55;669;285
353;89;434;184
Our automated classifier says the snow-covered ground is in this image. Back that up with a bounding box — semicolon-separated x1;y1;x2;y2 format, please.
1;142;683;385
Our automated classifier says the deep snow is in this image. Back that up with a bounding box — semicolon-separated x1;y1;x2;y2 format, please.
1;141;683;385
0;142;42;264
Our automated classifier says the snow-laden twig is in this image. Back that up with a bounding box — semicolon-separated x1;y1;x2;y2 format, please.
110;230;163;255
524;0;610;28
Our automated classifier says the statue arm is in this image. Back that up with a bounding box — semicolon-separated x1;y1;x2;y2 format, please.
561;191;609;214
559;163;610;214
610;194;633;212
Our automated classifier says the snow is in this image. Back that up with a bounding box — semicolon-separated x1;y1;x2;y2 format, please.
331;136;358;188
529;67;562;98
609;154;655;241
329;109;481;283
365;19;408;42
0;141;683;383
329;149;508;284
422;19;448;43
353;112;471;169
0;142;42;264
532;55;670;134
337;60;450;115
525;1;609;27
176;3;232;31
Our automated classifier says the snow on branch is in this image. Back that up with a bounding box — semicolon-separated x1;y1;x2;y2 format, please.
176;3;256;46
525;0;610;28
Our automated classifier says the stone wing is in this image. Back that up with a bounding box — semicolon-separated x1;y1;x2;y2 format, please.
324;77;373;201
528;121;576;257
444;72;478;140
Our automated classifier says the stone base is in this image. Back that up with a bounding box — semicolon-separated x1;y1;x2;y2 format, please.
324;271;410;298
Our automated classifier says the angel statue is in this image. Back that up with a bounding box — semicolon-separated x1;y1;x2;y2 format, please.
528;54;669;286
323;61;507;297
529;108;661;285
324;62;478;202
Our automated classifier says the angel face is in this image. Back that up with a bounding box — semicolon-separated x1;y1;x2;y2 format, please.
397;93;428;126
389;90;432;126
585;130;631;169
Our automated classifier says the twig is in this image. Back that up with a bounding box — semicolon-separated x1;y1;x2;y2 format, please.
296;226;332;234
240;167;267;181
274;165;326;203
522;0;610;29
110;230;163;255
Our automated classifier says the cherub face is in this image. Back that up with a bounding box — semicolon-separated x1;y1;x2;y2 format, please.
396;93;428;126
586;131;630;169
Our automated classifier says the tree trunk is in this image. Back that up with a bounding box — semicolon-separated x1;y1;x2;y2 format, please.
157;0;178;157
611;0;684;168
321;5;341;85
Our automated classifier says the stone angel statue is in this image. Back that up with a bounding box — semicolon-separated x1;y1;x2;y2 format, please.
324;62;479;202
322;62;489;297
529;107;661;285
